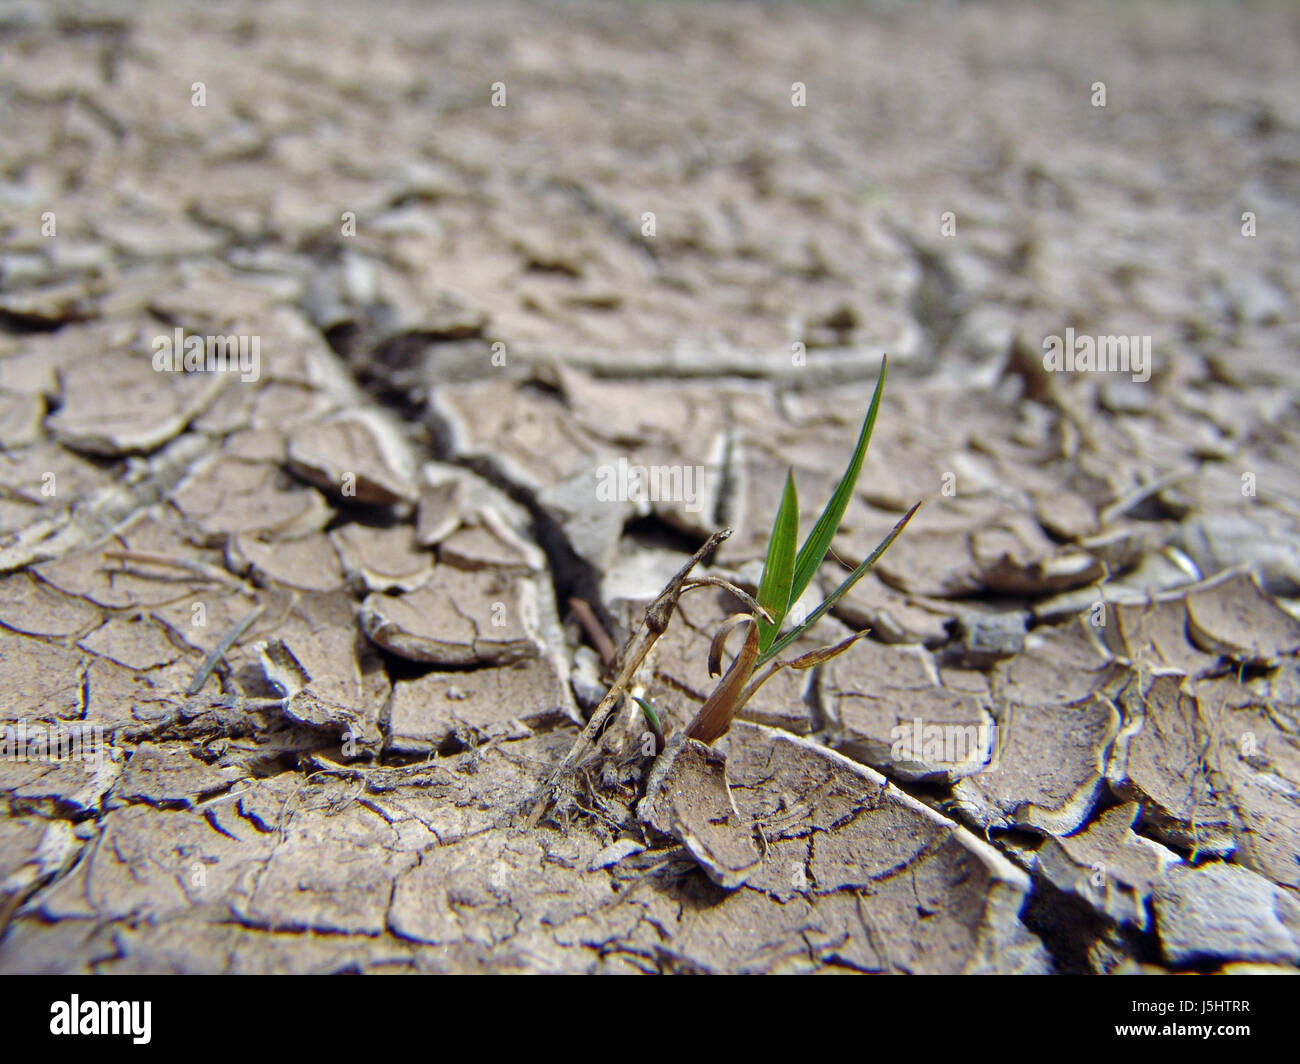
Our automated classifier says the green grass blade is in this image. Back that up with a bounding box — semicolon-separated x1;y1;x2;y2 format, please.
756;469;799;652
633;696;662;733
789;355;888;606
759;499;920;665
633;696;666;754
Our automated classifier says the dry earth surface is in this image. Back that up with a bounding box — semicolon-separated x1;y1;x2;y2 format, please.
1;0;1299;973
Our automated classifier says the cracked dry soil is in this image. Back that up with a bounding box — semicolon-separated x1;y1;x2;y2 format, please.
2;0;1300;974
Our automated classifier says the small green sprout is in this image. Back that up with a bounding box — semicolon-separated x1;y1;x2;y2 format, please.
633;696;666;754
685;355;919;744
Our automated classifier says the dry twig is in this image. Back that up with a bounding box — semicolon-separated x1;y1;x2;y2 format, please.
525;529;731;827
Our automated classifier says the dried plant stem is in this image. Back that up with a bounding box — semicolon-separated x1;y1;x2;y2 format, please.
186;602;266;696
101;549;243;588
1098;466;1196;525
525;529;731;827
567;596;617;669
679;578;774;623
683;622;760;744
